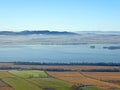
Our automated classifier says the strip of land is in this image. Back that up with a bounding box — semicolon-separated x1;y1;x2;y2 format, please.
0;62;120;90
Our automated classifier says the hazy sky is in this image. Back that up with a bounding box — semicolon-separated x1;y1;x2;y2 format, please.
0;0;120;31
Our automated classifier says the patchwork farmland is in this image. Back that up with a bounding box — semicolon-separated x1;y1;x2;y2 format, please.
0;63;120;90
0;70;73;90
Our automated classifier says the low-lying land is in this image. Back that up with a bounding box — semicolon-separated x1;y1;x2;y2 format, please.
0;62;120;90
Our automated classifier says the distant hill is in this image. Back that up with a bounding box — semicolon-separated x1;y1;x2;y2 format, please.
0;30;78;35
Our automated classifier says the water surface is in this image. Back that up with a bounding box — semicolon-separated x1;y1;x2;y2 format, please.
0;44;120;63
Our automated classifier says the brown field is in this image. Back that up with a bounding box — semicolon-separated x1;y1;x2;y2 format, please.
0;63;14;67
48;71;120;90
83;72;120;85
0;71;14;78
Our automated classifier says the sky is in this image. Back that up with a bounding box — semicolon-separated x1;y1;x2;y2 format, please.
0;0;120;31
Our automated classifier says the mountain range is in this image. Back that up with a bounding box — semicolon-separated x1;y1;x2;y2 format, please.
0;30;77;35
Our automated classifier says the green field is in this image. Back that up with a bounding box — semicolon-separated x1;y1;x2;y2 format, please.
9;70;48;78
4;77;41;90
29;78;72;90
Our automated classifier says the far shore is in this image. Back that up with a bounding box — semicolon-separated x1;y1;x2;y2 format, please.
0;62;119;72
